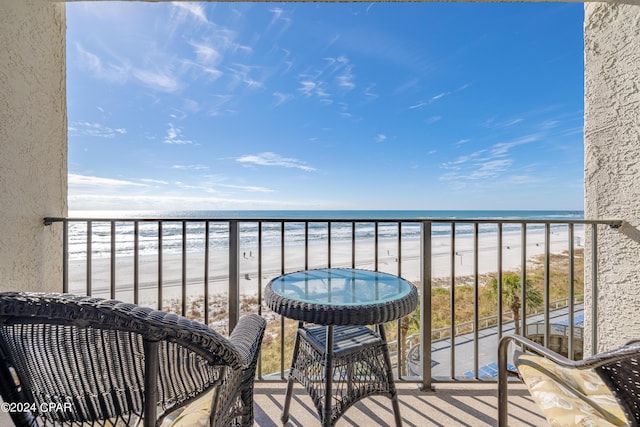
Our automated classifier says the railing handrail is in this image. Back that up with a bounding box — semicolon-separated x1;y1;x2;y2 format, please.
45;216;623;227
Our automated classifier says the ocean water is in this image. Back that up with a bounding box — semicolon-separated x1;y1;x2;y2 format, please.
66;210;584;259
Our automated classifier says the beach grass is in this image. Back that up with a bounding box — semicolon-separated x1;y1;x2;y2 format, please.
161;248;583;375
256;248;584;375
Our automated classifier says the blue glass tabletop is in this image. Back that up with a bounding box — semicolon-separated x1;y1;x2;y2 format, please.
268;268;414;306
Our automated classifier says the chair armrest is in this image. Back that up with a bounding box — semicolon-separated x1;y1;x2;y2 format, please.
498;334;581;427
500;334;640;371
229;314;266;366
499;334;576;368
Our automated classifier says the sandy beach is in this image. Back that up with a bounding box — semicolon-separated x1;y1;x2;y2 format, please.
67;227;584;305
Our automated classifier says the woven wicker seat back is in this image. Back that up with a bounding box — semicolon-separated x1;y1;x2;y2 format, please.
594;344;640;426
0;292;266;427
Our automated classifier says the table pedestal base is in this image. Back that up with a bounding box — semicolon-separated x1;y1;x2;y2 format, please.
282;324;402;427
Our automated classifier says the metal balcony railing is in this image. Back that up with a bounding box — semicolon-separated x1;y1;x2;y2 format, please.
44;216;621;390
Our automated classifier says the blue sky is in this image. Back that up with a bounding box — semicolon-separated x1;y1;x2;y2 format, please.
67;2;585;212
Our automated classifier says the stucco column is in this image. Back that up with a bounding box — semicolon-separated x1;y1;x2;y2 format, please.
584;2;640;354
0;0;67;293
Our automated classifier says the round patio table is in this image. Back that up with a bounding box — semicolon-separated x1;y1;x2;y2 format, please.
265;268;418;427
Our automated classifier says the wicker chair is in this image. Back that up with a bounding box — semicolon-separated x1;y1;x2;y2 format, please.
498;334;640;427
0;292;266;427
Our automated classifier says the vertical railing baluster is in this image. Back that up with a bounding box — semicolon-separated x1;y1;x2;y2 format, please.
351;221;356;269
497;223;503;341
157;221;163;311
544;223;551;346
521;223;527;337
591;223;598;354
87;221;92;297
568;224;575;359
134;221;139;305
397;222;402;277
374;222;379;271
280;221;285;378
281;221;285;275
204;221;210;325
420;221;432;391
473;223;479;379
229;221;240;333
181;221;187;317
450;222;456;379
258;222;263;314
110;221;116;299
304;222;309;271
62;220;69;293
396;222;402;378
328;222;332;268
257;221;263;378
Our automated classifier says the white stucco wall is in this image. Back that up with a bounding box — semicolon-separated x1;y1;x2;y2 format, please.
584;2;640;354
0;0;66;293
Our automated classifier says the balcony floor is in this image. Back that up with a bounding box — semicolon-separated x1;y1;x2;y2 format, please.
253;381;545;426
0;382;543;426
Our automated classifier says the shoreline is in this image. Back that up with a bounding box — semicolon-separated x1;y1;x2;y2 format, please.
67;227;584;304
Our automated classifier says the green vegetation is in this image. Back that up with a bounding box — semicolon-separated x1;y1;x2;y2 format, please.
257;249;584;376
488;272;542;335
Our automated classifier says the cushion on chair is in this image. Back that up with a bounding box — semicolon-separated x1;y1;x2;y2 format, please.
516;353;627;427
160;389;215;427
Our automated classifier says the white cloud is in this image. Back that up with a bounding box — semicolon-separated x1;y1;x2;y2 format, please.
235;152;316;172
140;178;169;185
440;134;540;184
468;159;513;179
375;134;387;142
171;2;209;24
441;150;487;170
336;64;355;90
408;101;427;110
337;74;355;90
69;174;149;188
75;44;129;84
172;164;208;170
69;121;126;139
185;33;256;83
363;84;378;101
272;92;293;107
218;184;275;193
164;123;193;144
429;84;471;104
298;80;319;97
540;120;560;130
228;63;262;88
490;134;540;157
268;7;292;33
189;41;222;65
483;117;525;129
76;43;181;93
133;69;181;93
208;95;234;117
297;56;359;103
68;193;317;212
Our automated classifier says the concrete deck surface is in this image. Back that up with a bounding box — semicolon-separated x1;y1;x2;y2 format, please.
0;381;544;426
253;381;545;427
